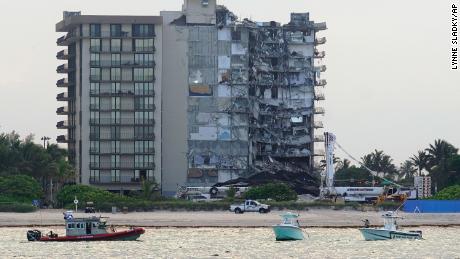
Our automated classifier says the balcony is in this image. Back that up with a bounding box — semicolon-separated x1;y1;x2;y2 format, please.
56;31;79;46
90;162;155;170
315;37;326;45
56;78;69;87
315;79;327;87
313;121;324;128
89;175;155;185
90;60;155;68
57;135;73;143
56;49;69;60
57;64;74;73
313;150;326;156
314;51;325;59
314;107;325;114
56;120;73;129
314;92;325;101
56;106;69;115
56;92;70;101
314;135;325;142
314;65;327;73
314;22;327;31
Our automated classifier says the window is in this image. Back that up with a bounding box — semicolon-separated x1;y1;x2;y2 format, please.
111;169;120;182
111;83;120;94
90;111;99;123
90;83;99;94
111;39;121;52
135;141;153;153
135;96;154;109
134;54;154;66
111;54;121;66
135;111;153;124
133;68;154;81
90;141;99;153
111;97;120;110
90;126;100;139
90;170;100;182
202;0;209;6
111;68;121;81
90;155;99;167
135;83;154;95
132;24;154;37
90;68;101;81
90;39;101;52
111;111;120;124
111;141;120;153
133;39;154;52
90;24;101;37
135;126;154;139
90;97;99;109
111;126;120;139
110;24;122;37
135;155;153;168
90;53;100;66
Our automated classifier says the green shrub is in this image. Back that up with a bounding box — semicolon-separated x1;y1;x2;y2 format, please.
431;185;460;200
57;184;135;207
0;202;37;212
244;183;298;201
0;175;43;203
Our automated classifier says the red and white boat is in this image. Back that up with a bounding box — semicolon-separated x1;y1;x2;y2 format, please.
27;211;145;242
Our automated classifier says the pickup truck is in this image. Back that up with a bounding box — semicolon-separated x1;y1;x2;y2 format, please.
229;200;270;214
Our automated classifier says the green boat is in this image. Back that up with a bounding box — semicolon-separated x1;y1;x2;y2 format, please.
359;211;422;241
272;212;304;241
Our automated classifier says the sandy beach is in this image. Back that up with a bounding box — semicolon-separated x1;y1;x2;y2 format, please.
1;209;460;227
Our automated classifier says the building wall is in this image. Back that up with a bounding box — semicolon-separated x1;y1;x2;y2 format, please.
160;11;189;196
80;25;91;185
153;24;163;186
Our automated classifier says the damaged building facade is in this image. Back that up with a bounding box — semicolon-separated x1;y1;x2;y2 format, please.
161;0;327;195
56;0;326;196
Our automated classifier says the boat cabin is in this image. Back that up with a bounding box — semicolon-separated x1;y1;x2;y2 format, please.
279;212;300;226
64;212;109;236
382;211;400;231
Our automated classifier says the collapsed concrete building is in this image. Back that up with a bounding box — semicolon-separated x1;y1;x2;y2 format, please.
165;2;327;194
56;0;327;196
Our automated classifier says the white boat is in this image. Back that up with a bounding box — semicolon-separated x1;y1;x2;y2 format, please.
272;212;304;241
359;211;422;241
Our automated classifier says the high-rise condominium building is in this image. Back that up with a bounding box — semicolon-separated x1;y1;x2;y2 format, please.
56;0;326;196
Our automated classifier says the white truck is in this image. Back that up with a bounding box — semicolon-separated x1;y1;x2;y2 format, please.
229;200;270;214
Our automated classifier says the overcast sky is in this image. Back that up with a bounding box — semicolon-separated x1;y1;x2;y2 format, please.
0;0;458;165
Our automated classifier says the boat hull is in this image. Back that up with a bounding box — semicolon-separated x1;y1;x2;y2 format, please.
359;228;422;241
35;228;145;242
272;225;304;241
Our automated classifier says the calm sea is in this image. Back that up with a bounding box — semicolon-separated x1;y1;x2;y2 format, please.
2;227;460;258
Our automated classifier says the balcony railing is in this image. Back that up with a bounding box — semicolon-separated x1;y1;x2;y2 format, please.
314;107;325;114
90;60;155;68
56;106;70;115
56;49;69;60
56;92;69;101
90;175;155;185
56;120;73;129
314;51;326;59
57;135;73;143
314;65;327;72
56;78;69;87
314;135;325;142
314;92;325;100
313;121;324;128
314;22;327;31
315;37;327;45
89;162;154;169
57;64;70;73
315;79;327;86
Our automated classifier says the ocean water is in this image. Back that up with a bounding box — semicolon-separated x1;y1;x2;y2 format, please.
2;227;460;258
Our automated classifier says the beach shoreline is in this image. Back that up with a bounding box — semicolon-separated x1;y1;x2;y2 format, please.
1;209;460;228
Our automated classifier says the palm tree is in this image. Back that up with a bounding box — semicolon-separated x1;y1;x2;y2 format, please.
361;150;397;179
426;139;458;171
398;160;416;181
411;150;429;176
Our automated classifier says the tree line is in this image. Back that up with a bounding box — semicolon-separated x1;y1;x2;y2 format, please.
332;139;460;192
0;131;74;205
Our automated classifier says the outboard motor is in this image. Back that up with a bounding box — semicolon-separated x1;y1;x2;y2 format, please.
27;230;42;241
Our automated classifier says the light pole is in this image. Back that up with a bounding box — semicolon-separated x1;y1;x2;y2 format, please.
40;136;52;206
40;136;50;149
